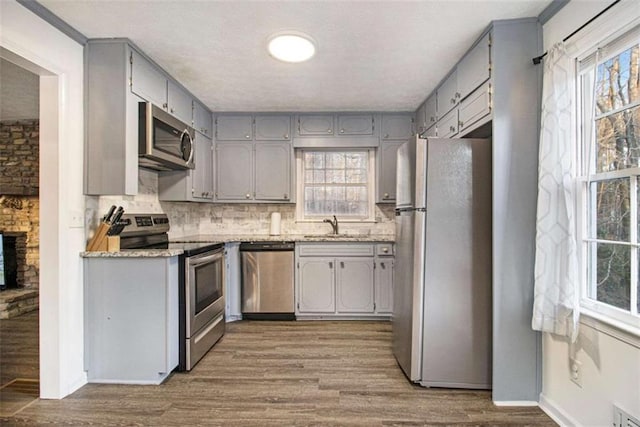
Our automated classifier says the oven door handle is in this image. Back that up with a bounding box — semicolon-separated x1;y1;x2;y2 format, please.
188;250;224;267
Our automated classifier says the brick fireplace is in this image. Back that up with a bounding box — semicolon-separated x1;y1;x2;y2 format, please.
0;120;40;318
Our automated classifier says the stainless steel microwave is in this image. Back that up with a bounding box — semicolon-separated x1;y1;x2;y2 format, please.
138;102;195;171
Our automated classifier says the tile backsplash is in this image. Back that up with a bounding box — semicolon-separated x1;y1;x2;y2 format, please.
90;169;395;238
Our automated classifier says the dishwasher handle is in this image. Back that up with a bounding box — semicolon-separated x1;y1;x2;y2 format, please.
239;242;295;251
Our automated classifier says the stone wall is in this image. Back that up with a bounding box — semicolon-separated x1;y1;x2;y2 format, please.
0;120;39;195
0;119;39;289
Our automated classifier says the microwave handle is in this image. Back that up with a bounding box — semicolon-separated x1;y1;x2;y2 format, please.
182;130;194;166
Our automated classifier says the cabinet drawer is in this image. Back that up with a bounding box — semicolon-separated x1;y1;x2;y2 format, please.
298;244;374;257
375;244;394;256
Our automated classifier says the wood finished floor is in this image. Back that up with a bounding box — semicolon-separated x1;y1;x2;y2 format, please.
2;319;556;426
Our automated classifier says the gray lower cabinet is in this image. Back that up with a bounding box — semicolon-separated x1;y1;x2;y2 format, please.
295;243;392;318
374;243;394;314
297;258;336;313
158;133;214;201
215;140;292;202
336;258;375;313
83;256;179;384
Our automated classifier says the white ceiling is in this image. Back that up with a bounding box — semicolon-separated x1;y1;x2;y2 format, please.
0;59;39;121
39;0;551;112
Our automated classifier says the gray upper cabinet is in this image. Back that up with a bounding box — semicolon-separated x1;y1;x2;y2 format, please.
297;114;334;136
192;134;214;200
438;108;459;139
458;32;491;101
255;115;291;141
437;69;459;117
377;140;403;202
130;49;195;126
337;114;374;136
167;80;193;125
130;50;167;109
215;115;253;141
416;94;437;136
193;100;213;138
459;81;491;134
158;132;214;202
215;141;253;200
381;114;414;140
254;142;291;201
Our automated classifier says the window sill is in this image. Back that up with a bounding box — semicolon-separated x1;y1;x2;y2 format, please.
579;308;640;349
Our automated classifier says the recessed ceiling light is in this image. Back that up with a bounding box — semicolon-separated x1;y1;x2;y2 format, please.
267;32;316;63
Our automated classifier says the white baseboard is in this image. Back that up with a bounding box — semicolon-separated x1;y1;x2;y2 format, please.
493;400;539;406
539;393;579;427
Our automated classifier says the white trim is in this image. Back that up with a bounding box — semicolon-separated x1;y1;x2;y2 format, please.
579;309;640;347
295;149;376;222
539;394;579;427
492;400;539;407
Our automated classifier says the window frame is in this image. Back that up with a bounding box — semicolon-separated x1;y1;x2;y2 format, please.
575;20;640;333
295;149;376;222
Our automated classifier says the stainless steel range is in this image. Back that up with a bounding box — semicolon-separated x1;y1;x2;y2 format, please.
119;213;225;371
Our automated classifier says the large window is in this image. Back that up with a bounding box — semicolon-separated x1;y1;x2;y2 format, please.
579;27;640;328
296;150;375;221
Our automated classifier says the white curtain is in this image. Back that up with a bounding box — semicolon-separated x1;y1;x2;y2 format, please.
532;42;580;341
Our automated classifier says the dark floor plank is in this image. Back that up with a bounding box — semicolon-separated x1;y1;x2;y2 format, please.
1;318;556;425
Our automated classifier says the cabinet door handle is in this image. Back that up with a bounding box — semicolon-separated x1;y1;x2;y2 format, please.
340;129;345;134
430;116;435;122
451;98;456;104
162;102;168;110
382;247;389;253
246;193;251;199
170;107;175;113
450;126;456;132
381;262;386;269
455;92;461;99
283;193;289;199
458;120;464;128
284;134;289;139
384;134;389;139
245;134;251;139
383;192;389;199
340;261;344;269
329;262;333;269
327;129;332;134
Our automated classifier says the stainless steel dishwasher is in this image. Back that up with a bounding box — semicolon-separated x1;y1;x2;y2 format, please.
240;242;295;320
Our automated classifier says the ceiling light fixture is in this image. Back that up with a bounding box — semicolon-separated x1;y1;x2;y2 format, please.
267;32;316;63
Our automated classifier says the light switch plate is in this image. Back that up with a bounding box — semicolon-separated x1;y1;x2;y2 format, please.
69;211;84;228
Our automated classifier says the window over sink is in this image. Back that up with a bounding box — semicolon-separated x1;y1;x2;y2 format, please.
296;149;375;221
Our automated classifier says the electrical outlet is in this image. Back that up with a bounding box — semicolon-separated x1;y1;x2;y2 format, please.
569;357;582;387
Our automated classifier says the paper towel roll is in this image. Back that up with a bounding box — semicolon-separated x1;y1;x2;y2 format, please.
269;212;281;235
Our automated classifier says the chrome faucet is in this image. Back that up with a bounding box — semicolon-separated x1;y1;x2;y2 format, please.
323;215;339;235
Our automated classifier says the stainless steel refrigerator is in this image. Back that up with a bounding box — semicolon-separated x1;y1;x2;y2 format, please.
392;136;492;389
